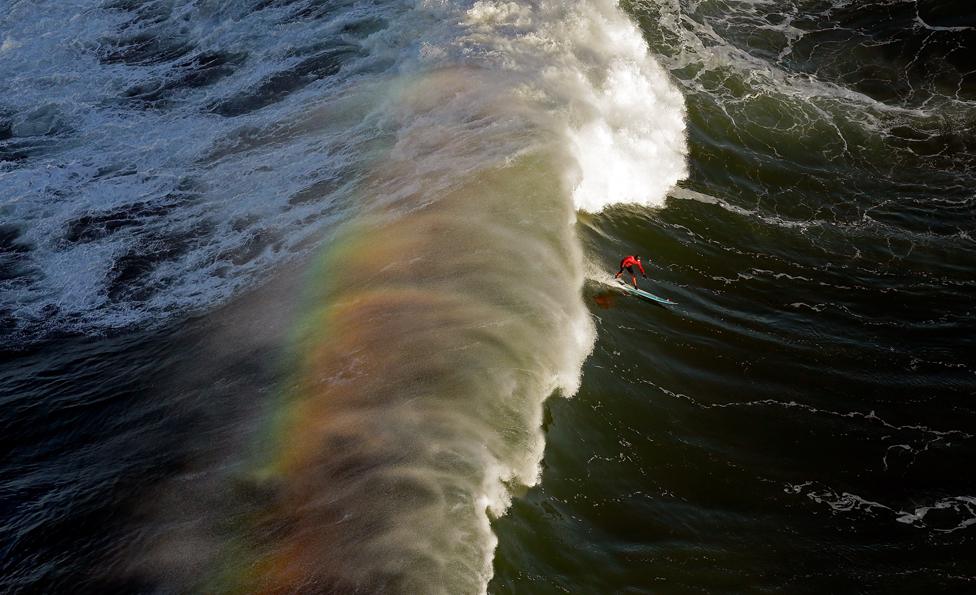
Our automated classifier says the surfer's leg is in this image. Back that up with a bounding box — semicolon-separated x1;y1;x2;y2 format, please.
625;267;637;287
614;267;624;279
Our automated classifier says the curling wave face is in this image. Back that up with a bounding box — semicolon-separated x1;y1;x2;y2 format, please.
117;0;686;592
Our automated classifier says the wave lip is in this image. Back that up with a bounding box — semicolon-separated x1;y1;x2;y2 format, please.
448;0;689;212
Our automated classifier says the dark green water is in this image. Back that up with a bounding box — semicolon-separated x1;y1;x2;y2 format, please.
491;1;976;592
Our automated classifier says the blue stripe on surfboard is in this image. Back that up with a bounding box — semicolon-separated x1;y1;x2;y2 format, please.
616;279;677;305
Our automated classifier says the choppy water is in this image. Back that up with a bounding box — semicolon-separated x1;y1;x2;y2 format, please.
2;0;974;592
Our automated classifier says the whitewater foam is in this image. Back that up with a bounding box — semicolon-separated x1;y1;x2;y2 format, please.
0;0;401;343
456;0;689;211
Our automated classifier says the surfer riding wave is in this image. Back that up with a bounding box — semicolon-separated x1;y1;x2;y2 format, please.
614;255;647;288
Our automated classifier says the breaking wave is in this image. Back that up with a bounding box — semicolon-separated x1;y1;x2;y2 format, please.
86;0;689;592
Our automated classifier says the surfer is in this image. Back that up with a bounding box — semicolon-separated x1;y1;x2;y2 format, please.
614;255;647;288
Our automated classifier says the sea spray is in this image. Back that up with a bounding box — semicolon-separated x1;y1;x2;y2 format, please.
134;1;686;592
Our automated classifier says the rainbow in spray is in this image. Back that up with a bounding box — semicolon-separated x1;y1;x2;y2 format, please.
141;1;685;592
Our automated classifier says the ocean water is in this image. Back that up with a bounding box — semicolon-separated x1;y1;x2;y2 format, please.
1;0;974;592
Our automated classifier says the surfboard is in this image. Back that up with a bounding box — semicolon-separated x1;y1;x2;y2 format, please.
616;279;677;305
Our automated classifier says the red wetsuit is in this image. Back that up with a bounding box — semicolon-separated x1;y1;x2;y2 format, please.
618;256;646;276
